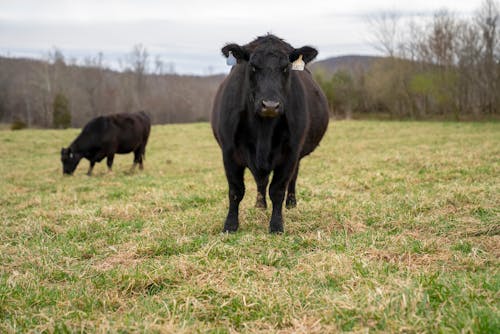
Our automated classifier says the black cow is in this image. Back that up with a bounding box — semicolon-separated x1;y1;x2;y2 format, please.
211;34;329;233
61;111;151;176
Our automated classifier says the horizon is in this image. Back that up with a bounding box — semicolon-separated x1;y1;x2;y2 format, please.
0;0;479;75
0;48;382;77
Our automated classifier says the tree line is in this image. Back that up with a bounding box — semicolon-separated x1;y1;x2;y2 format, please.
1;0;498;128
314;0;500;120
0;45;223;128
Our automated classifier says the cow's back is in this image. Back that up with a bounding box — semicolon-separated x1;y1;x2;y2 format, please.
79;116;111;144
108;113;150;153
82;116;108;134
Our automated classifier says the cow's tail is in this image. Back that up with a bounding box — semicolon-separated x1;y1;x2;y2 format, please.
141;111;150;162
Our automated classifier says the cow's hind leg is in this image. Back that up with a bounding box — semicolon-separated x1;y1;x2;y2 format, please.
253;172;269;209
286;162;300;209
133;146;145;171
223;153;245;232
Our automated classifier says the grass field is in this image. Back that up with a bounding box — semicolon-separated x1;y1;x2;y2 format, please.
0;121;499;333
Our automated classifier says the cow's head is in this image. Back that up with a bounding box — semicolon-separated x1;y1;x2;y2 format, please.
222;35;318;118
61;147;81;175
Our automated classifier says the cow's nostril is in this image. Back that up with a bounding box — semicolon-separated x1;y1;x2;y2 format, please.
262;100;280;110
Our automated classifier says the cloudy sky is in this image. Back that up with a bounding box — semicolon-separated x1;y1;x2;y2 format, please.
0;0;480;74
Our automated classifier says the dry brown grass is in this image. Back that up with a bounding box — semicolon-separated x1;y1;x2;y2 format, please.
0;121;499;333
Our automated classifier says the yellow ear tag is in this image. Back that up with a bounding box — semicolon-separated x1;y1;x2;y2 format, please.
226;51;237;66
291;54;305;71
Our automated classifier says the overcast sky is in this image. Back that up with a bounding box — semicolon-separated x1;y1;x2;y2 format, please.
0;0;480;74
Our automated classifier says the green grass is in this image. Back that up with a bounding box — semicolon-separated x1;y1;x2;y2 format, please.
0;121;499;333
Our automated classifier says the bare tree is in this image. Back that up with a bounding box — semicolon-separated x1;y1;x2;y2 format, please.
368;11;402;57
127;44;149;108
475;0;499;114
454;20;483;115
154;55;164;75
428;10;457;68
0;48;226;128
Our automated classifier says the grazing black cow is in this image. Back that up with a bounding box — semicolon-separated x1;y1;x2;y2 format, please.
61;111;151;176
211;34;329;233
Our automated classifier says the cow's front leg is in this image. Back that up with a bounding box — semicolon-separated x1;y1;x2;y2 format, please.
87;161;96;176
223;152;245;232
268;158;298;233
88;152;106;176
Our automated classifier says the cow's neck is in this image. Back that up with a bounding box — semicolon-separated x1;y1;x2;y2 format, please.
69;140;81;154
70;136;84;154
71;133;92;155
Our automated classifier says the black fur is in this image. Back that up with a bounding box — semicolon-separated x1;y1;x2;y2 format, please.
61;111;151;175
211;34;329;233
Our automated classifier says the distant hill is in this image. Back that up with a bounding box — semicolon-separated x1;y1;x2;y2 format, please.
310;55;383;77
1;54;386;128
0;56;224;127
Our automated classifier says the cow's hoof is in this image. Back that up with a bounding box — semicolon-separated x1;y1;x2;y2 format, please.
223;227;238;233
255;200;267;209
269;223;284;234
269;227;284;234
255;193;267;209
285;196;296;209
223;221;239;233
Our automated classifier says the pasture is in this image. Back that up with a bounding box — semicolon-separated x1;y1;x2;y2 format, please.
0;121;499;333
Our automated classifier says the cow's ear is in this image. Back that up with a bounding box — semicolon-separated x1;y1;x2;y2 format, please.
290;46;318;64
222;43;250;62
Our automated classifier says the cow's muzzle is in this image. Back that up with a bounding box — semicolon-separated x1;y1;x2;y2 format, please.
259;100;281;118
